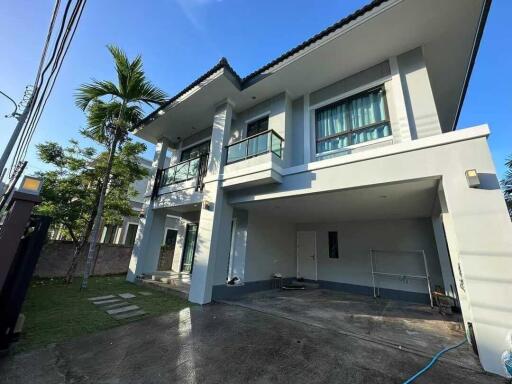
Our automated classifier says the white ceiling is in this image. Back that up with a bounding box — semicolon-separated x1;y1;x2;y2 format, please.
234;178;440;223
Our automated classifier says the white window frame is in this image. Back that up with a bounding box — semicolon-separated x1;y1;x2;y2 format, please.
162;227;178;246
123;221;139;245
310;78;393;158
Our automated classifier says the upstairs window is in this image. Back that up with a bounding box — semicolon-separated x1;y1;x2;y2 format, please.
247;116;268;137
180;140;210;161
315;87;391;155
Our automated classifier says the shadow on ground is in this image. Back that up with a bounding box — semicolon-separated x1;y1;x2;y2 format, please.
0;301;505;384
220;289;478;369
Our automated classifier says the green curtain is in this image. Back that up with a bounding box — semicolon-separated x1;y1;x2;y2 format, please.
316;89;390;154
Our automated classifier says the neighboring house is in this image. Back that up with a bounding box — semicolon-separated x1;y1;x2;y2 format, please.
99;157;180;248
127;0;512;377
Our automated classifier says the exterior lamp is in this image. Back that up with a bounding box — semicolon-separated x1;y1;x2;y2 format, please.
465;169;480;188
19;176;43;195
157;109;165;116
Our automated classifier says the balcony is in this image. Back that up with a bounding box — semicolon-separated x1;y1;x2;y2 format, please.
226;130;283;164
154;154;209;209
222;130;284;190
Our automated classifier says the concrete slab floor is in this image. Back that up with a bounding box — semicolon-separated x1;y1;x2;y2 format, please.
220;289;479;370
0;303;505;384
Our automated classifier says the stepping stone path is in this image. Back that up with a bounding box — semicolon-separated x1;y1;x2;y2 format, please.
107;305;140;315
138;291;152;296
118;293;136;299
88;293;146;320
113;309;146;320
93;299;121;305
104;302;129;309
88;295;115;301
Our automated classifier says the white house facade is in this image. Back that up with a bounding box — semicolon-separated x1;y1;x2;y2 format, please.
127;0;512;377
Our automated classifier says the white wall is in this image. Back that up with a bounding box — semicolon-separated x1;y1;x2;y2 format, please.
397;47;442;139
297;219;443;294
242;211;296;283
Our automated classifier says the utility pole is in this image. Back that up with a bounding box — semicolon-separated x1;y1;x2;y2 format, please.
0;93;34;185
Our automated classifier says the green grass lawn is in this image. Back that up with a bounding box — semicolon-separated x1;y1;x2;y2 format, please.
15;275;190;352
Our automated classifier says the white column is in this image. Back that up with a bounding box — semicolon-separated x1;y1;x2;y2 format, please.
303;93;311;164
126;138;169;282
388;56;412;143
441;161;512;377
189;101;234;304
171;218;187;272
431;213;457;298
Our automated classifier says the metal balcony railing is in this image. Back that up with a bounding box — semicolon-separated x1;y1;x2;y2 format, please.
160;153;209;192
226;130;283;164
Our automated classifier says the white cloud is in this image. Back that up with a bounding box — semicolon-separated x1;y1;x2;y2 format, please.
176;0;223;31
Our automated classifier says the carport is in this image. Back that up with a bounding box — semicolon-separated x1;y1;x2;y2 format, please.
221;177;481;368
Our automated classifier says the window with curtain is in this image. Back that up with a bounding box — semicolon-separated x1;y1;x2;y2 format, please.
315;86;391;155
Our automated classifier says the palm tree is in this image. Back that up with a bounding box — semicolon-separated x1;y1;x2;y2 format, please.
502;155;512;218
75;45;167;288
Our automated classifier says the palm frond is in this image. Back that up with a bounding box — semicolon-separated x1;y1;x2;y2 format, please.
107;45;132;97
75;80;121;110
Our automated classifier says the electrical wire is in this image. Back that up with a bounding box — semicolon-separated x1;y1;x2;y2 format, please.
10;0;74;174
18;0;87;163
9;0;86;177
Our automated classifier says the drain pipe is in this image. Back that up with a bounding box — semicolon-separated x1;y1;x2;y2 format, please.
402;339;467;384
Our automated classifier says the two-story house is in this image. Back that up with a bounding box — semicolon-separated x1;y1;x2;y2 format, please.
127;0;512;377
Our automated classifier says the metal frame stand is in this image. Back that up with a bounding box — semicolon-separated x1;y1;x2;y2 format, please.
370;248;433;308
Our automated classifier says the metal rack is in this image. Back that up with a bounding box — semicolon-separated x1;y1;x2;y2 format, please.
370;249;433;307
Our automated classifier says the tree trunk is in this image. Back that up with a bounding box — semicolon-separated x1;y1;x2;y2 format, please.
65;183;102;284
81;132;120;289
65;243;84;284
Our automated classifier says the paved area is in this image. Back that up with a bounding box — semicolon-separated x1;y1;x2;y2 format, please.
0;303;505;384
221;289;478;369
137;271;191;299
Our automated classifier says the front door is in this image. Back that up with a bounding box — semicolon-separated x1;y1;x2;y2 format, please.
181;223;198;273
297;231;317;280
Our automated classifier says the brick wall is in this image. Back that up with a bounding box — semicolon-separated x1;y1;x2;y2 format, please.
34;240;133;278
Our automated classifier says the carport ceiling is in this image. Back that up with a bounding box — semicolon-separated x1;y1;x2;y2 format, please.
237;178;439;223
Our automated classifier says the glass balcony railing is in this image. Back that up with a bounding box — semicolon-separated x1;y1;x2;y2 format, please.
160;153;209;190
226;130;284;164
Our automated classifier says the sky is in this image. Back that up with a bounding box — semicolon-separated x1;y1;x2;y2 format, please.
0;0;510;179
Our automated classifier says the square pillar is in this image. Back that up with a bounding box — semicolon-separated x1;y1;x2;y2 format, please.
189;101;234;304
126;138;169;282
441;154;512;377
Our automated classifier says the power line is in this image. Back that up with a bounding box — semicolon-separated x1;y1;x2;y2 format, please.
18;0;87;164
10;0;74;174
8;0;87;177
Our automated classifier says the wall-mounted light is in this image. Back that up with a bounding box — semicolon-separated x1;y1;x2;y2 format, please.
465;169;480;188
203;201;214;211
19;176;43;195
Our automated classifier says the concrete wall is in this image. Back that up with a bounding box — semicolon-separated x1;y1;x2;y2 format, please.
296;219;444;295
35;240;132;278
397;48;442;139
242;212;296;283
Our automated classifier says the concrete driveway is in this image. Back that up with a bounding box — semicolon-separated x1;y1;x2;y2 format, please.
221;289;478;370
0;302;505;384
